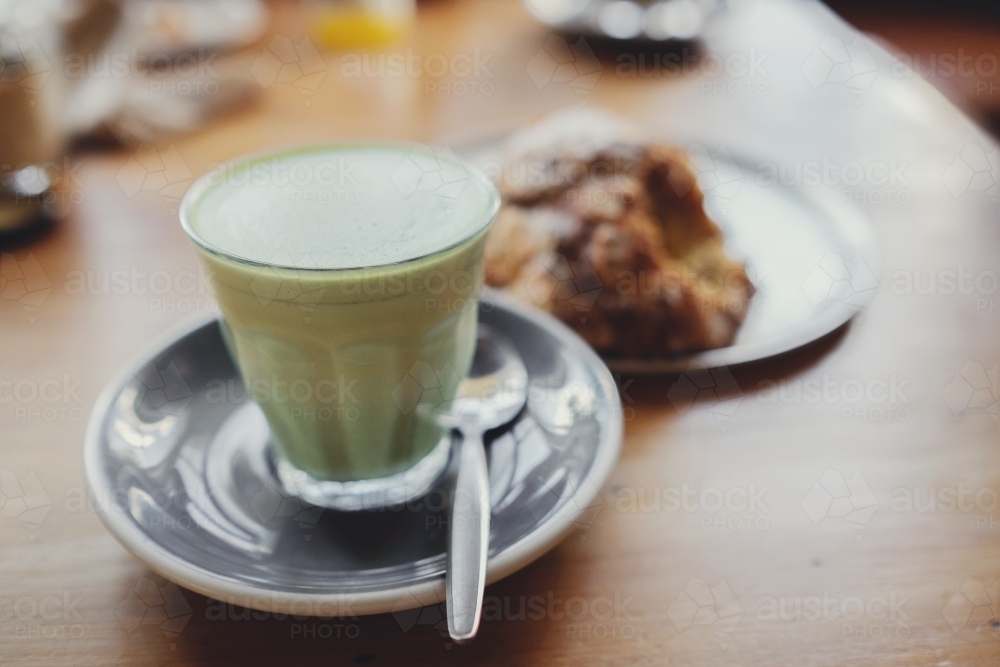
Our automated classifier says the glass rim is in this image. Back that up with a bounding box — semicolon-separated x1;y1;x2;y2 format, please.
178;139;501;273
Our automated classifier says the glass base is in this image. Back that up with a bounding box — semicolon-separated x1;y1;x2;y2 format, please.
272;434;453;511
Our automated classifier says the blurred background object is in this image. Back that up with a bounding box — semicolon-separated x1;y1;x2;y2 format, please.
0;0;81;236
306;0;415;49
63;0;266;145
523;0;719;43
0;0;268;239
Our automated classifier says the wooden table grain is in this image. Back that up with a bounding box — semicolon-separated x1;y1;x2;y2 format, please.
1;0;998;665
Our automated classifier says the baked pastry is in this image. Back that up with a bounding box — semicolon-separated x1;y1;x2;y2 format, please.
483;109;753;358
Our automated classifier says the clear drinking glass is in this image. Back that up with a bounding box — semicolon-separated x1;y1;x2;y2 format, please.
179;142;500;510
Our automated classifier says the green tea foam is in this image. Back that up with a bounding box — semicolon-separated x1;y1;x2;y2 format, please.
186;143;497;270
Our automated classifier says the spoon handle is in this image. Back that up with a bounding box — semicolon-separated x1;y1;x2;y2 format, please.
446;427;490;643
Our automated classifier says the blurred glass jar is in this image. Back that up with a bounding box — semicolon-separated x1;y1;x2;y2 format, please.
305;0;415;50
0;0;68;233
0;0;119;236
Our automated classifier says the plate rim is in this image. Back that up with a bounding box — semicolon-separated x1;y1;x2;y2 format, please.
604;177;880;373
83;289;622;616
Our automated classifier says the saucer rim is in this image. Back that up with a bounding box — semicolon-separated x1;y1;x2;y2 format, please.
83;289;622;616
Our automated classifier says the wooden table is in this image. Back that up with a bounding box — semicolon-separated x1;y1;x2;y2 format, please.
2;0;998;664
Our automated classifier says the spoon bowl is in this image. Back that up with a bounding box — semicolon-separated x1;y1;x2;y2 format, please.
441;329;528;427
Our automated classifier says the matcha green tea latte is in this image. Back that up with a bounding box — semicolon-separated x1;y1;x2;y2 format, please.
179;143;500;510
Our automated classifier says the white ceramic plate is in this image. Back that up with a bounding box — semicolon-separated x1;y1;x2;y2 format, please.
457;135;880;374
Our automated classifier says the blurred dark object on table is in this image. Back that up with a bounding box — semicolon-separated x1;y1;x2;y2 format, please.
523;0;718;44
824;0;1000;22
0;0;117;239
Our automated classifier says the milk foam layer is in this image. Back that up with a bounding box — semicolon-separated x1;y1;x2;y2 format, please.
186;144;497;269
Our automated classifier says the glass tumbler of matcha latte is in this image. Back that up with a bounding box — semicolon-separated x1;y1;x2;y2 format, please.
179;142;500;510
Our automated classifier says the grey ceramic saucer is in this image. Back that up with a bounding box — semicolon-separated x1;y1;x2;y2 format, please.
84;290;622;616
